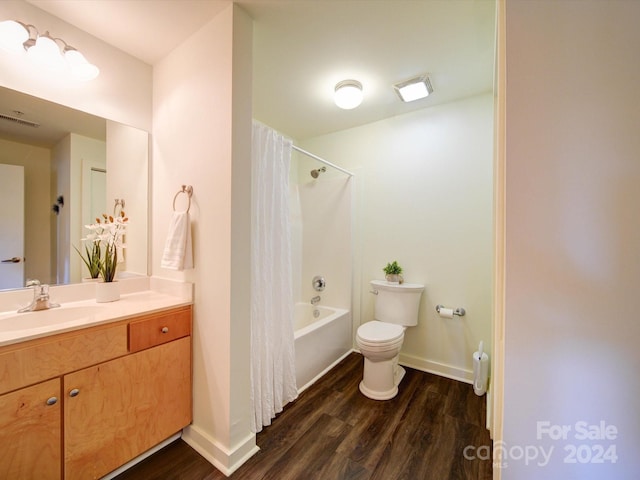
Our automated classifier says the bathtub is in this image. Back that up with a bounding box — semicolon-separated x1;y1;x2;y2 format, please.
294;303;352;392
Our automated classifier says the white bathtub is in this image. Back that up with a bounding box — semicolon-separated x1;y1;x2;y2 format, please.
294;303;352;392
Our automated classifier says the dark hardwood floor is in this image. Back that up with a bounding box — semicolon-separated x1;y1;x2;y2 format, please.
114;353;492;480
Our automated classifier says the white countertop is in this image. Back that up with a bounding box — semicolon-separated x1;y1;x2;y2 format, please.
0;277;193;347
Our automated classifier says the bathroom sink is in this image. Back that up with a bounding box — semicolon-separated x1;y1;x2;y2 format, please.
0;305;105;332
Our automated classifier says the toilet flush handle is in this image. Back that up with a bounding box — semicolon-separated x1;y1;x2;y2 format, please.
369;289;378;295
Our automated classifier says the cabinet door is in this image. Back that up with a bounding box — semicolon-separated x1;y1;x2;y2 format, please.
0;378;62;480
64;336;191;480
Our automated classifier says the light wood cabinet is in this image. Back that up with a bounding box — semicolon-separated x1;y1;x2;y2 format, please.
0;305;192;480
0;323;128;396
0;378;62;480
64;337;191;479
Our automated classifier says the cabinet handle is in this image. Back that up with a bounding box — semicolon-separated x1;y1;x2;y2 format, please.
161;327;169;334
46;396;58;406
69;388;80;397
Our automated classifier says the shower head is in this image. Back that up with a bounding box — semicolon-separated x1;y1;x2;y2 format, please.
310;166;326;178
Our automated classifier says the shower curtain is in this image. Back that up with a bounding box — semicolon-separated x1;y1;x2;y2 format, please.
250;121;298;433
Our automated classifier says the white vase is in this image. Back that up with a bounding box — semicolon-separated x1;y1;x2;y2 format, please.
96;281;120;303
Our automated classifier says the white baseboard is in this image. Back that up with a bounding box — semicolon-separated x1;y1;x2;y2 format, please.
352;348;474;384
182;425;259;477
398;352;474;384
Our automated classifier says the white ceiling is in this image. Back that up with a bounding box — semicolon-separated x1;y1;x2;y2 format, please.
16;0;495;140
243;0;496;139
0;88;105;147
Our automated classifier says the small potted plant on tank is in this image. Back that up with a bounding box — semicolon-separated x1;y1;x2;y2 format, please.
383;261;403;284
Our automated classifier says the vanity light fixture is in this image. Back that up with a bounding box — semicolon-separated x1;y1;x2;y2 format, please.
0;19;99;80
334;79;363;110
0;19;29;54
393;75;433;102
26;31;66;71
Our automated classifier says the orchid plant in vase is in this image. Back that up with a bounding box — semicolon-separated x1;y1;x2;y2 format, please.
84;211;129;282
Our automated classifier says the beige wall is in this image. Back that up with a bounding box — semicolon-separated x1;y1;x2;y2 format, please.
291;158;353;309
151;4;255;474
69;134;106;283
502;1;640;477
0;138;52;284
52;134;106;284
106;121;149;276
51;135;70;284
300;93;494;382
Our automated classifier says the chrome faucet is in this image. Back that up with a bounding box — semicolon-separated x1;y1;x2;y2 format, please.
311;295;321;305
18;280;60;313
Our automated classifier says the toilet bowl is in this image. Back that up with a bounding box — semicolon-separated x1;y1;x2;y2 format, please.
356;280;424;400
356;321;406;400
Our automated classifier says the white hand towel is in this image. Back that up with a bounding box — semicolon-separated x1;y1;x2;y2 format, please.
117;235;125;264
161;211;193;270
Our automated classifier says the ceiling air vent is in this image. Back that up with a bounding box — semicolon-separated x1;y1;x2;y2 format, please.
0;112;40;128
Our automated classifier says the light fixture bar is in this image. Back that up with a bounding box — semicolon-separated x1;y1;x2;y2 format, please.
0;19;99;80
394;75;433;102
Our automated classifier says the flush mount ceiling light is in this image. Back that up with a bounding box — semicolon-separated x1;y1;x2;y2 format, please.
0;19;99;80
393;75;433;102
334;80;363;110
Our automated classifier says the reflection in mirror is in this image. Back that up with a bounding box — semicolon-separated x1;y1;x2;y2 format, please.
0;87;148;291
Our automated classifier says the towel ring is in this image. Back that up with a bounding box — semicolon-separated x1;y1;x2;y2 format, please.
173;185;193;213
113;198;125;216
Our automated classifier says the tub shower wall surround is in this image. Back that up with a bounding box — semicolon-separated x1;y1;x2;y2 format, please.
294;302;352;392
293;157;353;311
287;143;354;394
0;277;193;480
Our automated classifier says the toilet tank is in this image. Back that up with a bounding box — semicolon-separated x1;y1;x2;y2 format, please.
371;280;424;326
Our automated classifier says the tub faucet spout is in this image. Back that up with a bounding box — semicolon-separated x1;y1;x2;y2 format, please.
311;295;321;305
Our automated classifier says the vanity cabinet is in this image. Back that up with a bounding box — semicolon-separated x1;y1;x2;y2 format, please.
0;305;192;480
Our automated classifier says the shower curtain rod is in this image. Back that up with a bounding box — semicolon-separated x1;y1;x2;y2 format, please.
291;145;354;177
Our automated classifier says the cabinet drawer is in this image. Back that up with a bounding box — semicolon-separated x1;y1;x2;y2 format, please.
0;324;128;395
128;306;191;353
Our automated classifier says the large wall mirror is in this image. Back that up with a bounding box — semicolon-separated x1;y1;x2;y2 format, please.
0;86;148;291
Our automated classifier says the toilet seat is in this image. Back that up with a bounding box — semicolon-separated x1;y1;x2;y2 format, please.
356;321;404;346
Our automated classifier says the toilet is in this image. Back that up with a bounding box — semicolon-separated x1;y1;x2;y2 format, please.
356;279;424;400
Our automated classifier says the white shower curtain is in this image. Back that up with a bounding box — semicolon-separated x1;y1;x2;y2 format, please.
250;121;298;433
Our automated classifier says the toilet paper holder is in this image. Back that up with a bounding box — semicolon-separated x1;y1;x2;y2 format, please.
436;304;466;317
